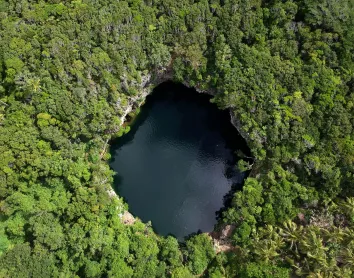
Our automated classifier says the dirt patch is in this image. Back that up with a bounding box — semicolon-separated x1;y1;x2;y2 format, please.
122;211;136;225
209;225;236;254
212;238;236;253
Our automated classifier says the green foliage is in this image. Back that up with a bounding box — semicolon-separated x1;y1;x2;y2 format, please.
238;262;290;278
223;178;264;228
233;222;252;244
237;159;253;172
0;244;59;278
171;266;194;278
0;228;10;256
1;0;354;276
185;234;215;275
159;236;183;270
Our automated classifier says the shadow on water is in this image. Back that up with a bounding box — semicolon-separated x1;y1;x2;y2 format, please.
215;172;250;222
109;81;252;240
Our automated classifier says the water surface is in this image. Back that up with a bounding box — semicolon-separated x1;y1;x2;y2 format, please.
110;82;249;240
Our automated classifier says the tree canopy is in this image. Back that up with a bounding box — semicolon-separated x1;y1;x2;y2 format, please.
1;0;354;276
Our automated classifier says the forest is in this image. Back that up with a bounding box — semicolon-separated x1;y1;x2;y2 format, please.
0;0;354;277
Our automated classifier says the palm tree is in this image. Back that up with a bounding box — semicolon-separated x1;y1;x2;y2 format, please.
339;244;354;269
253;226;284;263
253;240;281;263
343;227;354;244
339;197;354;222
298;229;336;275
278;220;302;253
303;231;328;260
27;78;41;93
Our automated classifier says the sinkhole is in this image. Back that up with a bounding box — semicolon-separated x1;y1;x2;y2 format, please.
110;82;250;240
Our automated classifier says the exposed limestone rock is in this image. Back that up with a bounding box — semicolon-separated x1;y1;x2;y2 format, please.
106;70;171;226
209;225;236;253
122;211;136;225
220;224;236;239
212;238;236;254
118;73;154;126
230;112;251;144
107;188;118;199
106;188;132;224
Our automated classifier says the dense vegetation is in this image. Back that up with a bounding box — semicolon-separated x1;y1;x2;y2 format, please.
0;0;354;277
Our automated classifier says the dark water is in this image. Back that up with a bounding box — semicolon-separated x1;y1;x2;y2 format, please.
110;82;249;240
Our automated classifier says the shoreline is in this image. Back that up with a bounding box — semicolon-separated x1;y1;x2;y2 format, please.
107;68;254;248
